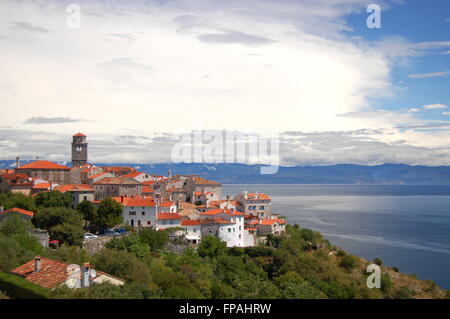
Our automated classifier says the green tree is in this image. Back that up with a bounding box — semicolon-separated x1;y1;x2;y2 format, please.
50;282;157;299
373;257;383;266
0;215;32;236
0;234;35;271
44;246;90;266
106;234;150;259
339;254;359;272
35;191;72;208
33;207;84;230
32;207;84;246
51;222;85;246
0;192;36;211
138;227;168;250
274;272;326;299
91;249;151;285
77;200;97;226
92;198;123;232
197;236;227;258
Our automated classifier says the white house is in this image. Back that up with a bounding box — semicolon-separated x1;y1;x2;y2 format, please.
181;219;201;244
199;208;251;247
155;213;182;230
113;197;177;228
121;171;154;183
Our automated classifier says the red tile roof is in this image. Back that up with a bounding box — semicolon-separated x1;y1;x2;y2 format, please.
1;207;34;217
191;177;221;185
17;160;70;170
242;192;271;200
54;184;94;192
1;173;30;180
157;213;181;220
10;257;124;289
142;186;154;193
250;218;286;226
10;257;69;289
181;220;201;226
73;132;86;137
121;171;144;179
93;177;140;185
88;172;109;180
32;183;51;190
200;208;245;217
208;200;240;208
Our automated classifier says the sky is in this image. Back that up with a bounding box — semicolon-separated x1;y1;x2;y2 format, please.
0;0;450;166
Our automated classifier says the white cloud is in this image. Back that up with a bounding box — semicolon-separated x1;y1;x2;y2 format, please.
409;70;450;79
1;0;450;165
408;108;420;112
442;112;450;116
423;104;448;110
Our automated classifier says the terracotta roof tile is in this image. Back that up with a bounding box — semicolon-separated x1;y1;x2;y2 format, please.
181;219;201;226
157;213;181;220
17;160;70;170
1;207;34;217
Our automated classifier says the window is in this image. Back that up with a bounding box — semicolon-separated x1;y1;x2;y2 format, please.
147;221;151;225
228;228;231;233
83;196;87;201
129;211;136;216
239;226;241;231
193;228;197;233
142;211;145;216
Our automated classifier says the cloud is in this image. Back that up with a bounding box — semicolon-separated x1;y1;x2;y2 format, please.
11;22;50;33
23;117;84;125
442;51;450;55
409;70;450;79
408;108;420;112
2;128;450;166
108;33;136;41
442;112;450;116
423;104;448;110
197;31;274;46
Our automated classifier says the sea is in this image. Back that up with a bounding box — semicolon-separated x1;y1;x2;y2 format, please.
223;184;450;290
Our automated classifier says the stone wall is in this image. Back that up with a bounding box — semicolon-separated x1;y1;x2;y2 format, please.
83;237;113;255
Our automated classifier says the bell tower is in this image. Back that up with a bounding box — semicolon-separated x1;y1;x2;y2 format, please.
72;133;88;167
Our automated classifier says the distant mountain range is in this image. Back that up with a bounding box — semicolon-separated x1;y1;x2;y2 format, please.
2;160;450;184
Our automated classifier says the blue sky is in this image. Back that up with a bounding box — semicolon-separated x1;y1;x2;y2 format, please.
347;0;450;121
1;0;450;165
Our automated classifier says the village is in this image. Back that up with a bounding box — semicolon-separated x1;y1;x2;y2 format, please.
0;133;286;250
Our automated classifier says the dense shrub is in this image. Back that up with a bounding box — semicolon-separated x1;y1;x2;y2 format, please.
339;255;359;271
0;272;49;299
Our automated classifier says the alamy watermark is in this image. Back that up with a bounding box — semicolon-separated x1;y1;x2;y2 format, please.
367;4;382;29
366;263;381;288
170;130;280;175
66;4;81;29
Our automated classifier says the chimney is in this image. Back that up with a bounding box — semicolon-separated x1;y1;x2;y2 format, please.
168;169;172;179
121;196;124;203
226;195;230;201
34;256;41;272
16;157;20;169
81;263;91;288
49;182;53;191
259;219;262;225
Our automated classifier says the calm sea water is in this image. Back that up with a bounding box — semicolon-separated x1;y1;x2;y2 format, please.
223;184;450;289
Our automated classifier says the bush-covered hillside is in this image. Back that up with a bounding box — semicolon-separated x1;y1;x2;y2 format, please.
0;191;448;299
